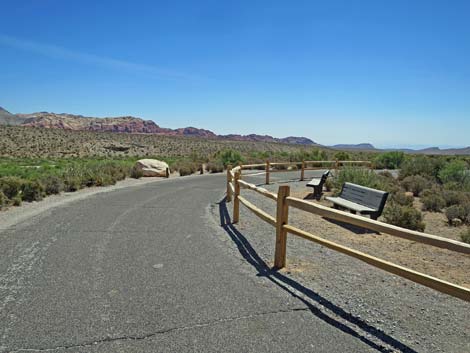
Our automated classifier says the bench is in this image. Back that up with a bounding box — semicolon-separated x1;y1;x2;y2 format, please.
306;170;330;199
325;182;389;220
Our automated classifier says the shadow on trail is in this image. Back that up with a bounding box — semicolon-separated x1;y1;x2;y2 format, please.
217;197;416;353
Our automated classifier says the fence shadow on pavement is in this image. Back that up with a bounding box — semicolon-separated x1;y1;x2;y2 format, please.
218;197;417;353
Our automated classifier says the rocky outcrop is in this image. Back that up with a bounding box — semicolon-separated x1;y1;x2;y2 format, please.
5;110;317;145
135;159;170;177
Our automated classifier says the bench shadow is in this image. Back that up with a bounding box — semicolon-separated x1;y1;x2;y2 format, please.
323;218;377;235
217;197;416;353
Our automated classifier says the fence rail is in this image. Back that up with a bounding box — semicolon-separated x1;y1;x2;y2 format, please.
239;159;372;183
226;163;470;302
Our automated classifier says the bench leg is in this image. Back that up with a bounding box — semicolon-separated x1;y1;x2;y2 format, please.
313;186;322;200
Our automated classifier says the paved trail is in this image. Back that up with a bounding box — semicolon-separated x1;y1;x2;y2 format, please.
0;174;378;352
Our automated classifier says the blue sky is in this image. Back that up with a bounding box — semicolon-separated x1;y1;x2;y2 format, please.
1;0;469;148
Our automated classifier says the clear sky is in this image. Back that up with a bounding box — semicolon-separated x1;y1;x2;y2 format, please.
1;0;469;148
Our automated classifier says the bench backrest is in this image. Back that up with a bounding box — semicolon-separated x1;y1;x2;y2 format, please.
321;170;330;182
340;182;388;213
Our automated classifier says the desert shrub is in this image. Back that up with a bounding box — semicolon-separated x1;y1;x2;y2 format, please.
389;191;414;207
441;190;465;207
399;155;444;180
12;195;22;206
438;160;469;185
217;149;244;167
0;191;7;209
378;170;394;178
421;193;445;212
207;161;224;173
63;176;82;192
130;166;144;179
334;151;350;161
42;176;64;195
444;205;468;225
401;175;432;196
461;228;470;244
324;178;334;192
0;176;23;199
383;203;425;231
21;180;44;202
173;160;198;176
375;151;405;169
334;167;385;192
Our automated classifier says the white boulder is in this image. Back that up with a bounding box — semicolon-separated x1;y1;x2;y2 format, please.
135;159;169;177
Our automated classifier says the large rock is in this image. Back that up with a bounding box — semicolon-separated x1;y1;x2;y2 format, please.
135;159;169;177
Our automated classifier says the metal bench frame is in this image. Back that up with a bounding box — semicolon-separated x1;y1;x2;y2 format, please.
306;170;330;199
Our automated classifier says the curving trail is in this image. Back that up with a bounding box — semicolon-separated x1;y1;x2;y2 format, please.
0;174;374;352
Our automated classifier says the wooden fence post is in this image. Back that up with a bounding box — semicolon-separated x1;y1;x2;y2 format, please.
274;185;290;269
265;160;270;185
233;170;241;223
226;164;232;202
300;161;305;181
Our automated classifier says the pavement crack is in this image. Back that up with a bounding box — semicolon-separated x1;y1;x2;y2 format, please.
7;307;309;352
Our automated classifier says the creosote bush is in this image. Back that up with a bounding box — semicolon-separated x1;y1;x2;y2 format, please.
401;175;431;196
421;193;446;212
461;228;470;244
383;203;426;232
389;191;414;207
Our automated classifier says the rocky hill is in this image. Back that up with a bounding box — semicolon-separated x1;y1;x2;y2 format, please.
0;107;28;126
6;110;316;145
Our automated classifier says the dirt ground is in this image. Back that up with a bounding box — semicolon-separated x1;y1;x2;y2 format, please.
281;185;470;288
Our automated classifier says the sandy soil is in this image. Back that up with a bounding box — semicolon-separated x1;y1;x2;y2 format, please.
280;184;470;287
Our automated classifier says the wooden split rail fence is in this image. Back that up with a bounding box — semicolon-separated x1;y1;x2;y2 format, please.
240;160;372;184
226;164;470;302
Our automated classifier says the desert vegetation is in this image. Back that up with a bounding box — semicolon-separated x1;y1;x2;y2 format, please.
331;155;470;241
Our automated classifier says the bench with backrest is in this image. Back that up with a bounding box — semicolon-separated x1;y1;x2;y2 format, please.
325;182;389;220
306;170;330;199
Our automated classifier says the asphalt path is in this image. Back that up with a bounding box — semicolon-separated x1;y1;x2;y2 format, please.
0;174;377;352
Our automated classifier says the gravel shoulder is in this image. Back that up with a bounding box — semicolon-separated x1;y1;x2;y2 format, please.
211;172;470;353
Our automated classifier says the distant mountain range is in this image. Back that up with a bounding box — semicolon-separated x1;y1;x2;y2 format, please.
330;143;470;156
0;107;316;145
2;107;469;155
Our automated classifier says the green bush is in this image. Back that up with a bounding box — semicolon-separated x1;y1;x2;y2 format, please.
334;167;385;192
421;193;445;212
401;175;431;196
21;180;44;202
334;151;350;161
383;203;425;231
460;228;470;244
439;160;469;185
217;149;244;167
399;156;444;180
375;151;405;169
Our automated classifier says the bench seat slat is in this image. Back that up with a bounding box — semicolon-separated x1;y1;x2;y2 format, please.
325;196;376;213
307;179;321;187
